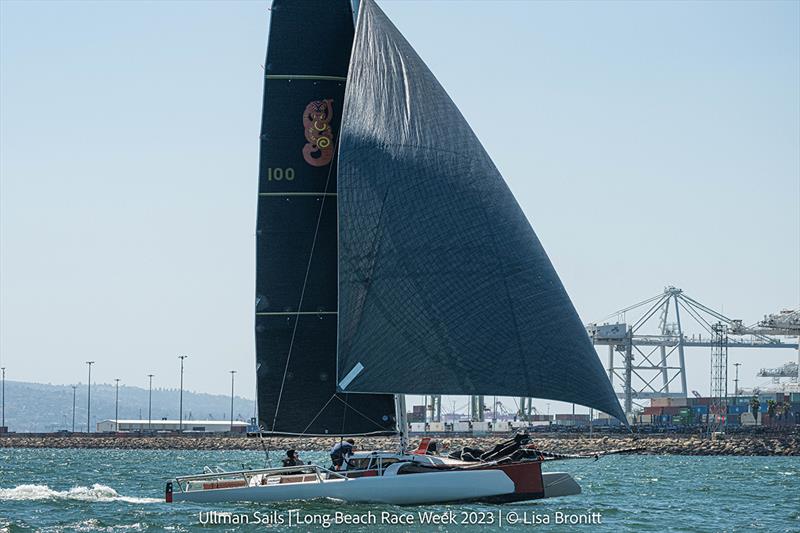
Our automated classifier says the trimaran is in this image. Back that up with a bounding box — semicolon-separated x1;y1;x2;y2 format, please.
166;0;627;505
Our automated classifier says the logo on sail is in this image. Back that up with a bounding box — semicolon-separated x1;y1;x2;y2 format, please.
302;99;335;167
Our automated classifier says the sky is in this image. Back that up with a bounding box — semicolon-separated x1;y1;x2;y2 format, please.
1;0;798;418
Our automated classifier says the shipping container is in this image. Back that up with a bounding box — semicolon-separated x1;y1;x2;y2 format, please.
651;397;689;407
643;406;684;416
555;414;590;421
725;414;740;426
491;421;511;432
470;421;489;433
451;421;470;432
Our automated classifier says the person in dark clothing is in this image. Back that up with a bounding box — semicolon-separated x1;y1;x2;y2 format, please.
282;449;304;467
426;440;438;455
330;438;355;470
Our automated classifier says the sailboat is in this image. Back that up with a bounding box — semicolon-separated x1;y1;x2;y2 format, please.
165;0;626;505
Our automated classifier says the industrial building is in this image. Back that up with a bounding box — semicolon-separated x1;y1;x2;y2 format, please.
96;419;248;433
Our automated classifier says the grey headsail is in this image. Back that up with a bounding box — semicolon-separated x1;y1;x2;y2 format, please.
337;0;625;422
255;0;397;436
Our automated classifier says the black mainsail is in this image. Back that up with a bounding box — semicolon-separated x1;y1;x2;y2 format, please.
336;0;626;422
255;0;397;436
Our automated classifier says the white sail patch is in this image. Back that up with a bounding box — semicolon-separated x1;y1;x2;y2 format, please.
338;362;364;390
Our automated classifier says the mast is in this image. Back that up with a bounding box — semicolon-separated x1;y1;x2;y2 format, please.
394;394;408;452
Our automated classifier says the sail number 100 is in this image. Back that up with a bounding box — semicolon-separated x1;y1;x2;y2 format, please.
267;167;295;181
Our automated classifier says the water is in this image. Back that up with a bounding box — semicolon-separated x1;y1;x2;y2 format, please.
1;448;798;532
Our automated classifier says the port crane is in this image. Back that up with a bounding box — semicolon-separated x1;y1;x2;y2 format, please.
587;287;798;415
758;361;799;378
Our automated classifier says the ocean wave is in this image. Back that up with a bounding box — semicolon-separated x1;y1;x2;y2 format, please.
0;483;160;504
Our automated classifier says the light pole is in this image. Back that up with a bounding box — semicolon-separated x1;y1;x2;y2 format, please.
71;385;77;432
86;361;95;433
1;367;5;431
147;374;154;431
178;355;188;433
229;370;237;433
733;363;741;402
114;378;120;432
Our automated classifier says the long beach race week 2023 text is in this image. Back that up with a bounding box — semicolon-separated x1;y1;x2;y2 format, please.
196;509;604;527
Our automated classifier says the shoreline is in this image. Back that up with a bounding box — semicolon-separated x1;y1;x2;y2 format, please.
2;431;798;456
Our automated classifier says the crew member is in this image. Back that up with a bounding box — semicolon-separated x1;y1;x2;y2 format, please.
330;438;355;470
282;449;303;467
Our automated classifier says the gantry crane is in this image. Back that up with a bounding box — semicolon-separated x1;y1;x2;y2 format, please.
587;287;798;416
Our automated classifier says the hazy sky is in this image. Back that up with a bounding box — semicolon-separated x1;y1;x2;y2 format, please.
1;0;798;417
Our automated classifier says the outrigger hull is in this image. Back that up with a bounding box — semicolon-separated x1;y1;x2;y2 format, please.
167;460;580;505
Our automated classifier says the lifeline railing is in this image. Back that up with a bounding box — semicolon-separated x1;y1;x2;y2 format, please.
172;464;349;493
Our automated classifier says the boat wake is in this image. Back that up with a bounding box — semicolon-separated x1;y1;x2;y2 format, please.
0;483;160;503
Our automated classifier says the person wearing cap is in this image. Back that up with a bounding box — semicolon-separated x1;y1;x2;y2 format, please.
282;449;304;467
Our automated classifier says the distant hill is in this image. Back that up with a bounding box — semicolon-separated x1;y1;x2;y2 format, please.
0;381;256;432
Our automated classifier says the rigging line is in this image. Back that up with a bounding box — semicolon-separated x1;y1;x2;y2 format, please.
631;294;670;332
536;457;596;491
595;293;665;323
678;299;714;334
300;394;338;435
681;293;773;343
257;426;271;468
333;394;394;432
271;139;339;433
679;294;731;324
254;429;397;437
340;393;348;435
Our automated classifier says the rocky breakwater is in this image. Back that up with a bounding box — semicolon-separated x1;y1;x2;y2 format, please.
1;431;798;456
521;433;800;457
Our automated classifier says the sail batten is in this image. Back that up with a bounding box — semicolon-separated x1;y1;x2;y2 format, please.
336;0;625;422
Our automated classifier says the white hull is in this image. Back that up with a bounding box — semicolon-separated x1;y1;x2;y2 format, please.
168;457;580;505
